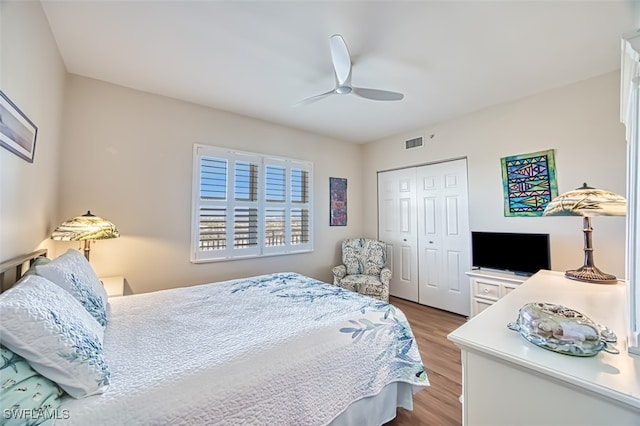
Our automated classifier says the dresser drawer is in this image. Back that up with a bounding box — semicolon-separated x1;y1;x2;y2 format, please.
473;298;494;315
467;271;527;317
474;281;500;301
502;283;519;297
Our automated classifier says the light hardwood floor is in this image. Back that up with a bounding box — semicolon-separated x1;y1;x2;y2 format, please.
385;296;467;426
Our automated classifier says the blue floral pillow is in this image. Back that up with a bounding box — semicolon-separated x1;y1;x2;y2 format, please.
22;255;51;276
36;249;108;327
0;345;65;425
0;275;110;398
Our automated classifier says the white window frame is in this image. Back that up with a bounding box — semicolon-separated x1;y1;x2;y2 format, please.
621;31;640;355
191;144;313;263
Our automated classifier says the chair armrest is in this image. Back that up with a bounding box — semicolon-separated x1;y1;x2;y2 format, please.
380;267;392;285
332;265;347;279
379;284;390;303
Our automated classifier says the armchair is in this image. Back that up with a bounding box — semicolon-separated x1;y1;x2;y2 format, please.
331;238;391;302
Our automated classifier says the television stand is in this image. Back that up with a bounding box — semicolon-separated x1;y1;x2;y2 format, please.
467;269;528;317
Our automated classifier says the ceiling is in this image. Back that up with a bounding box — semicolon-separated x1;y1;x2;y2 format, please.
40;1;638;144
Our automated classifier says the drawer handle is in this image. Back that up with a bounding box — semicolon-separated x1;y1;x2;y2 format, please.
482;288;490;294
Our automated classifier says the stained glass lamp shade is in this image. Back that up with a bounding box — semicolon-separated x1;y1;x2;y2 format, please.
543;183;626;284
51;211;119;261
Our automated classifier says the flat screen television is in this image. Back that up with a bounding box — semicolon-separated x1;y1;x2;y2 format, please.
471;231;551;276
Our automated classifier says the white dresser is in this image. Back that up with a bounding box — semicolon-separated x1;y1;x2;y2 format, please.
467;269;527;317
448;270;640;426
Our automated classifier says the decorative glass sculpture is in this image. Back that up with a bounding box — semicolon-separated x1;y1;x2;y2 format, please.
507;302;619;357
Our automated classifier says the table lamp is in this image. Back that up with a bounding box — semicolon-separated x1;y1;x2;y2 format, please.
543;183;626;284
51;211;120;261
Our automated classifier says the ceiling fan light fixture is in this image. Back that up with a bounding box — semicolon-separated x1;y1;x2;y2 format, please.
296;34;404;106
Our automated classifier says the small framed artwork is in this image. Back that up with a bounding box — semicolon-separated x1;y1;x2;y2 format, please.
0;90;38;163
500;149;558;217
330;177;347;226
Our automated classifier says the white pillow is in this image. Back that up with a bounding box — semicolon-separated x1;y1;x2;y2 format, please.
0;274;110;398
36;249;108;327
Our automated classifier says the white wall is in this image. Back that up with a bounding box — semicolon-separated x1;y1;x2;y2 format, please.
58;75;364;294
363;72;627;278
0;1;66;261
0;1;629;294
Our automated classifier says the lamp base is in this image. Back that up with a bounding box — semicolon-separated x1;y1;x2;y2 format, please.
565;265;618;284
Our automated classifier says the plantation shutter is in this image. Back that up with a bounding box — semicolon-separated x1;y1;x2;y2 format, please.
265;163;286;249
197;157;228;252
192;145;312;262
291;168;310;245
233;158;259;252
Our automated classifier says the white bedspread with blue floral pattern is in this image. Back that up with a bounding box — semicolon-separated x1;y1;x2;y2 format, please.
57;273;428;425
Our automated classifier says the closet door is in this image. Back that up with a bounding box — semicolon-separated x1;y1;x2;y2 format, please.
378;168;419;302
416;159;471;316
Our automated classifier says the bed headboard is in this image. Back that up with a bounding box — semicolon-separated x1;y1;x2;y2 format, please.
0;249;48;293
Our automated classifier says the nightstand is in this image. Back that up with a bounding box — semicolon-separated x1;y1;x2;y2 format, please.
100;276;125;297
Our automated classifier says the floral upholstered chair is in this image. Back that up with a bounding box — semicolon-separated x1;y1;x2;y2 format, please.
331;238;391;302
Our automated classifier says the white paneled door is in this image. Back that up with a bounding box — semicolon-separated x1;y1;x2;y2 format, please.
416;159;470;315
378;167;419;302
378;159;471;315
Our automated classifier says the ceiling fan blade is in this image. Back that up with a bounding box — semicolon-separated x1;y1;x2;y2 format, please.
293;89;335;107
352;87;404;101
330;34;352;86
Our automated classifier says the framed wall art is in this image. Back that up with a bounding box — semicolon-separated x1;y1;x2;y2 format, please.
0;90;38;163
500;149;558;217
330;177;347;226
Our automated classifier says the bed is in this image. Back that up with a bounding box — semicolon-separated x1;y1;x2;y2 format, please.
0;250;429;425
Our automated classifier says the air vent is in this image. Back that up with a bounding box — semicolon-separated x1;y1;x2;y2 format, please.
405;136;424;150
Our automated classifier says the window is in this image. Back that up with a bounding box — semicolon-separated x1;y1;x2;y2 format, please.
621;32;639;355
191;145;313;262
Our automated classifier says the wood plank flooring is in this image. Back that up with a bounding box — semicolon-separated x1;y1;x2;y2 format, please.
385;297;467;426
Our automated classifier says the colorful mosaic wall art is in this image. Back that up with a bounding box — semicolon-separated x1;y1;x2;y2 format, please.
500;149;558;217
330;177;347;226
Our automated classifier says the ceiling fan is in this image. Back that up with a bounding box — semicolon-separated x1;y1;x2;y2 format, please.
296;34;404;106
